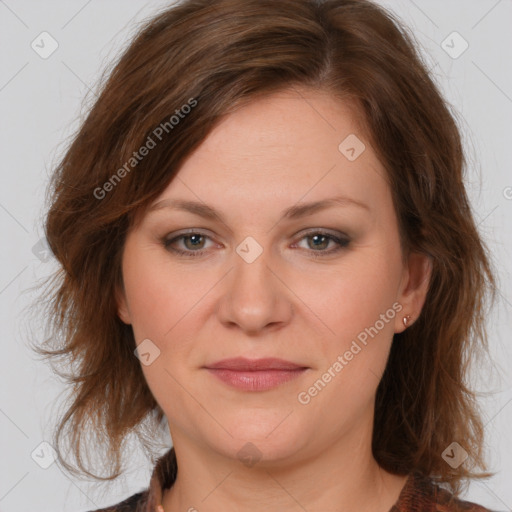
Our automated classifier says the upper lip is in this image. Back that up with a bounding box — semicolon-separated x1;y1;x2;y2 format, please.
205;357;307;371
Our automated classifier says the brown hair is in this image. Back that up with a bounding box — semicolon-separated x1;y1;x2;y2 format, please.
32;0;498;495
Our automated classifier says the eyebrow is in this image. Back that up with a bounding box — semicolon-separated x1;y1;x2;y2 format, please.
147;195;370;223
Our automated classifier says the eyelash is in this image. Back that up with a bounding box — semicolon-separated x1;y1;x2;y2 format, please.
162;230;350;259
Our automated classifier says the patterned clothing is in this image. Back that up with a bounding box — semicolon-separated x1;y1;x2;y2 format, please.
88;447;495;512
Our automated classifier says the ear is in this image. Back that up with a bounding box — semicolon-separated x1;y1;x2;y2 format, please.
394;251;432;333
115;283;132;325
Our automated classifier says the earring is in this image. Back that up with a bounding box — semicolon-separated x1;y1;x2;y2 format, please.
403;315;411;327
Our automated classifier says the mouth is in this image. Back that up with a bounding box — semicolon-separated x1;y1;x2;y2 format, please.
204;357;309;391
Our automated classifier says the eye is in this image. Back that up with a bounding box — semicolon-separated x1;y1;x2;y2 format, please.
163;231;215;257
162;229;350;259
292;230;350;258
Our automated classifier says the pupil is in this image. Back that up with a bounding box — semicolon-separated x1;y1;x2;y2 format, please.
188;235;202;248
311;234;327;249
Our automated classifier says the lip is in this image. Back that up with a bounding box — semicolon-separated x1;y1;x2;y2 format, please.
205;357;306;371
204;358;309;391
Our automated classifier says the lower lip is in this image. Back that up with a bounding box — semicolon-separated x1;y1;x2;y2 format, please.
206;368;307;391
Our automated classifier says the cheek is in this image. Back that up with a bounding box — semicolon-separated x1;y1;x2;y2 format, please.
296;280;399;426
296;247;402;341
295;246;402;402
121;248;203;422
121;242;195;341
123;269;169;341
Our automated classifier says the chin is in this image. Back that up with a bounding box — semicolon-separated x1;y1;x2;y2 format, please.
209;413;308;466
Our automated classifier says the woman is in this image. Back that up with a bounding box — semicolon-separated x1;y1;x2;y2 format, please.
34;0;499;510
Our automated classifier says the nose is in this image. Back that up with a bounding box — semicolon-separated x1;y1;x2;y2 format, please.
216;246;294;336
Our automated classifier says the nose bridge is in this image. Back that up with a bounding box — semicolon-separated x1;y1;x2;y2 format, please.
233;241;272;295
216;238;292;333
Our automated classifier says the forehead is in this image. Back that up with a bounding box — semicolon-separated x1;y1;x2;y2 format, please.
189;88;368;170
147;87;392;224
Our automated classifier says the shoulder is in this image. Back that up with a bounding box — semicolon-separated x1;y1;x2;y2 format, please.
414;472;496;512
434;484;496;512
85;490;148;512
393;472;497;512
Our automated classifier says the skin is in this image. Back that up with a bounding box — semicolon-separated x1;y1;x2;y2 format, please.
117;87;432;512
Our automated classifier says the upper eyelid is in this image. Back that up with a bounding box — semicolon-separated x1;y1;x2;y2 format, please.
165;228;347;242
164;229;349;251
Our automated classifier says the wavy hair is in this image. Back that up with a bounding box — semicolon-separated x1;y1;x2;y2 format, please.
32;0;498;496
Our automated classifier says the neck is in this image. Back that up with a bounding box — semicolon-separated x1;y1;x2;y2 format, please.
160;421;408;512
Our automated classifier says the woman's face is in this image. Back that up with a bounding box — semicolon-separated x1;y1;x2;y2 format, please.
117;88;430;465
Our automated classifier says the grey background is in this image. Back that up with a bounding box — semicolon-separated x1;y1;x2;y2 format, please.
0;0;511;510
